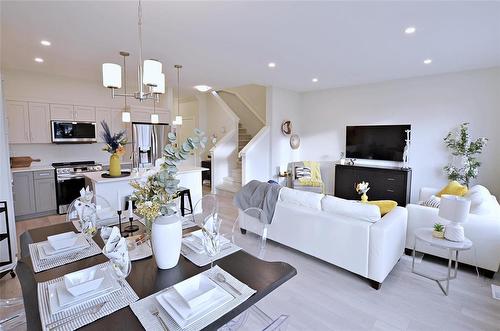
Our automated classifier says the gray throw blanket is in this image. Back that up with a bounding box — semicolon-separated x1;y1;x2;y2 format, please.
234;180;282;224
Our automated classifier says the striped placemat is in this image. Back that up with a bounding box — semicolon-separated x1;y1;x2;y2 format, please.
29;237;102;273
130;265;256;331
180;243;241;267
38;261;139;331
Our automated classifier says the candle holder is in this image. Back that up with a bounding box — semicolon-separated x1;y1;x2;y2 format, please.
124;216;139;234
116;210;123;234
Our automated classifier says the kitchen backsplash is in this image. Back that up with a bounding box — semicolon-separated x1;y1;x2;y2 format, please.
9;143;133;166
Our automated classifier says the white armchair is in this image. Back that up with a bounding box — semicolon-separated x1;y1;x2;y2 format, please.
406;187;500;277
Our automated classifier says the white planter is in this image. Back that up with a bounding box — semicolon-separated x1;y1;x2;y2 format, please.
151;214;182;269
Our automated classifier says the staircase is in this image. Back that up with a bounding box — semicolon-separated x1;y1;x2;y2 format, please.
215;123;253;197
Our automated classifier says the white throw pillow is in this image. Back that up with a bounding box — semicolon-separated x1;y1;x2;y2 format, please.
321;195;381;223
464;185;498;215
279;187;323;210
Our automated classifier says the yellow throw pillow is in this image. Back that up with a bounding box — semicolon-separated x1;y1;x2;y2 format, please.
437;181;468;197
367;200;398;216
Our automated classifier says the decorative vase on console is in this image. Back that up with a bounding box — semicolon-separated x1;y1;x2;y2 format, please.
100;121;127;177
356;181;370;203
131;129;207;269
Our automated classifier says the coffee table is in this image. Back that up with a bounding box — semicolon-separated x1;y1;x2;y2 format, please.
411;228;473;296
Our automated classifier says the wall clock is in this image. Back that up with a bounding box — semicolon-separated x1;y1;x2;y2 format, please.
281;120;292;135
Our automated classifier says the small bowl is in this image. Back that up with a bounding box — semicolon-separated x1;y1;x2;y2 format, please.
47;232;78;251
63;267;104;297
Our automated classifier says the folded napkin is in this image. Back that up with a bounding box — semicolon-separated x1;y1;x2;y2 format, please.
102;226;129;276
79;186;93;203
74;187;98;236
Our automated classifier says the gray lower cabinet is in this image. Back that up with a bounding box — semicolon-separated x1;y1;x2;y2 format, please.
12;170;56;220
12;172;36;217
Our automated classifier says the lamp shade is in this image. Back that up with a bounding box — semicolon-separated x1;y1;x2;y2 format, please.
143;59;162;86
102;63;122;88
438;195;471;223
152;73;165;94
175;115;183;125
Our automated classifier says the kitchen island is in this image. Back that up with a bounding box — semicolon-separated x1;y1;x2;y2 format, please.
83;166;208;212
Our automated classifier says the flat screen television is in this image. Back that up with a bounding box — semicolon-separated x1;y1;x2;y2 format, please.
346;125;411;161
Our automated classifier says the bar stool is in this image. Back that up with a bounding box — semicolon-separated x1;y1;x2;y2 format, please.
177;187;193;217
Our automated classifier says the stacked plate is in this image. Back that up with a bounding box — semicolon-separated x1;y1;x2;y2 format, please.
37;232;90;260
155;273;233;328
47;264;121;315
182;230;231;254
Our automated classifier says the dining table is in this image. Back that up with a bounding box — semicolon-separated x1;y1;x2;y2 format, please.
16;220;297;331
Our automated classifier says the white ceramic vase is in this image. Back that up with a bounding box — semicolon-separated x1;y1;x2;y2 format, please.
151;214;182;269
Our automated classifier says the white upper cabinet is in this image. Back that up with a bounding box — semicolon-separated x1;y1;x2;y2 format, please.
28;103;51;143
95;107;112;142
111;109;132;142
6;101;30;144
50;104;74;120
74;105;96;122
131;109;152;123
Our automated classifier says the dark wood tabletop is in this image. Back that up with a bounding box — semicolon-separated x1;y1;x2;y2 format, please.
17;221;297;331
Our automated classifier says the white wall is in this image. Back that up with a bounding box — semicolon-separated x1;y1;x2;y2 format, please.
225;84;266;122
205;93;237;157
4;69;172;165
300;67;500;200
268;86;302;180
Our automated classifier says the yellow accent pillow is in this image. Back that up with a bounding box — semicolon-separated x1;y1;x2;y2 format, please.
367;200;398;216
437;181;468;197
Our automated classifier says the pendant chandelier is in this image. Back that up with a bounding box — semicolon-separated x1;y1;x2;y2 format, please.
102;0;165;123
172;64;183;126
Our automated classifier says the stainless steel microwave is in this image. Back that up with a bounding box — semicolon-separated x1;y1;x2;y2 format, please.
51;121;97;143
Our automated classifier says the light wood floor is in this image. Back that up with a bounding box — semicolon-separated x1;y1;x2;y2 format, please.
2;188;499;331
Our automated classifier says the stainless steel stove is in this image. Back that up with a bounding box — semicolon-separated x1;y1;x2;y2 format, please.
52;161;103;214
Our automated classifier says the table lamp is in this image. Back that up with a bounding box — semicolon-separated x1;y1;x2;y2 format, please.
438;194;471;242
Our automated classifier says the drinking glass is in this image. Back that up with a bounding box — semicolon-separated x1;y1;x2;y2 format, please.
110;257;132;299
201;214;222;273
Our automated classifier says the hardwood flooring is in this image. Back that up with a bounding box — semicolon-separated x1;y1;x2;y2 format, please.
2;188;499;331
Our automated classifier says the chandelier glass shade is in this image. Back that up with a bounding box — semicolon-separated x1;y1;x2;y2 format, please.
102;63;122;89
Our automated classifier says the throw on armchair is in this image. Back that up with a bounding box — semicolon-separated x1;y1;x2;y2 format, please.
287;161;325;194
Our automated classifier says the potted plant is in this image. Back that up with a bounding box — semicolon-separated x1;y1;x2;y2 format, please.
356;181;370;202
443;122;488;187
100;121;127;177
433;223;445;239
131;129;207;269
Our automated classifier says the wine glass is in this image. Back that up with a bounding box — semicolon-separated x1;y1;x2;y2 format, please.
109;257;132;299
201;213;222;273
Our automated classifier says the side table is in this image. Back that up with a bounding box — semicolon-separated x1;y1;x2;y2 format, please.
412;228;473;296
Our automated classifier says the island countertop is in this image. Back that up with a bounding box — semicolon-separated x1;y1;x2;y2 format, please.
83;166;208;184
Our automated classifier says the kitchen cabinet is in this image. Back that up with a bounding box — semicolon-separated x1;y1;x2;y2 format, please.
111;109;132;141
50;104;74;120
12;170;56;220
28;103;51;143
12;172;36;217
74;105;96;121
6;101;30;144
131;109;152;123
95;107;112;142
158;112;170;123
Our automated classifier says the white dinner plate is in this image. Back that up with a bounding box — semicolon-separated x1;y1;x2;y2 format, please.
38;235;89;260
47;232;78;251
48;265;120;315
155;276;232;328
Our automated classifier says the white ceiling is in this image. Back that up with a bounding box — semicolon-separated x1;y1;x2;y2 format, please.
1;1;499;93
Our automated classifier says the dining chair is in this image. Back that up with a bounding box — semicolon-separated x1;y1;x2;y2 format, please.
0;296;26;330
191;194;219;227
66;194;114;228
218;208;289;331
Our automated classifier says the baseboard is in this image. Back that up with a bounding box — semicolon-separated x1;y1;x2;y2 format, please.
15;210;57;222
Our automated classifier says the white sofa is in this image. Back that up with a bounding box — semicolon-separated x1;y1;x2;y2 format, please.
240;187;408;289
406;187;500;277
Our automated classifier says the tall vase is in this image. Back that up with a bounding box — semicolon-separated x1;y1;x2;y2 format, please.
109;153;121;177
361;193;368;203
151;214;182;269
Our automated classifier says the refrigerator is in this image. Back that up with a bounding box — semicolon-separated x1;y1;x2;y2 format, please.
131;122;170;168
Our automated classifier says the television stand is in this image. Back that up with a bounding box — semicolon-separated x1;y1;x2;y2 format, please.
334;164;412;206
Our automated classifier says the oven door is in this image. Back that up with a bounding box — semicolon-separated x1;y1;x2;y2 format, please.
55;176;86;214
51;121;97;143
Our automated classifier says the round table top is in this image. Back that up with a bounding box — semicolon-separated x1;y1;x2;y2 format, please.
415;228;472;250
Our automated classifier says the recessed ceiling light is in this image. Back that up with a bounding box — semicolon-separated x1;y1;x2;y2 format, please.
40;40;51;46
268;62;276;68
194;85;212;92
404;26;416;34
312;78;319;83
423;58;432;64
34;57;44;63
